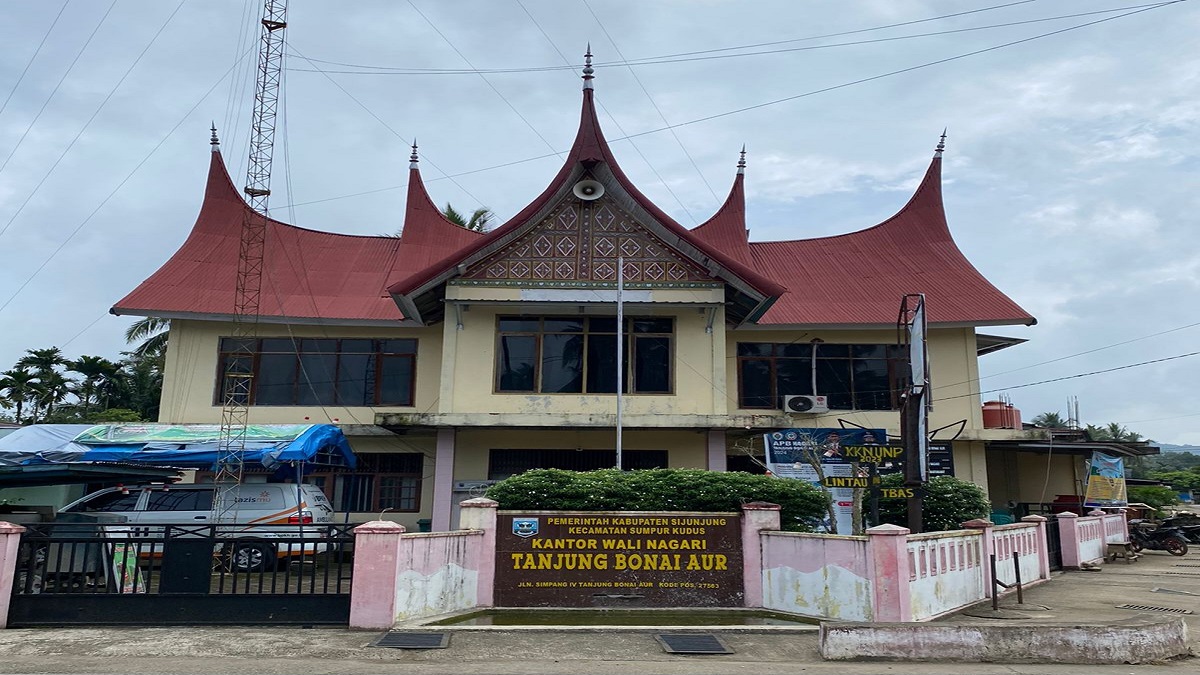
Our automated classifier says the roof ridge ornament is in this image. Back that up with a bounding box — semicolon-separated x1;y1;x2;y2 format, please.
935;128;947;157
210;122;219;151
737;144;747;175
582;44;594;90
410;139;419;169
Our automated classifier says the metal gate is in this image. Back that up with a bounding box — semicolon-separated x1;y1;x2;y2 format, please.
1044;515;1063;571
8;522;354;626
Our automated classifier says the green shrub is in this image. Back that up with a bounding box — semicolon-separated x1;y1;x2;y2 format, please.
876;474;991;531
1128;485;1180;515
485;468;829;532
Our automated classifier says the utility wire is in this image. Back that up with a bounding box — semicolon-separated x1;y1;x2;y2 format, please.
0;1;187;243
274;1;1184;211
0;48;254;317
285;2;1167;75
0;0;117;176
0;0;69;120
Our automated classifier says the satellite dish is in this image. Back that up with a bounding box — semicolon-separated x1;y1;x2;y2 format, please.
572;179;604;201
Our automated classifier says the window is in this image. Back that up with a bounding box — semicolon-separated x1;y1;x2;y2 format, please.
336;453;423;513
488;449;669;480
496;316;672;394
72;490;142;513
216;338;417;406
736;342;908;410
144;489;214;512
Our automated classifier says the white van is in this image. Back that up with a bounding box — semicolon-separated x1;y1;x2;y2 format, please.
60;483;336;571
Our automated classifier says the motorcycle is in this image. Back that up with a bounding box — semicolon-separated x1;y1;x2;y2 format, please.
1156;515;1200;545
1129;520;1189;556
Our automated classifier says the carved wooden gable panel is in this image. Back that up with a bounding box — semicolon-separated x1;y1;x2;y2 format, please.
462;199;711;286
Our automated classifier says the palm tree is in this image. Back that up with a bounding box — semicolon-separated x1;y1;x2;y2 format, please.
124;317;170;358
442;203;493;232
68;355;120;415
31;370;73;421
17;346;66;375
1087;422;1143;442
0;368;37;424
1031;411;1066;428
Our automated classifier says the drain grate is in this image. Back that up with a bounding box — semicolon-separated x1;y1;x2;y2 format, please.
370;632;450;649
656;633;733;655
1173;563;1200;567
1115;604;1193;615
1164;572;1200;577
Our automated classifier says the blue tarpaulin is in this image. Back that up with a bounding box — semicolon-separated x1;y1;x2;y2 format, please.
0;423;355;471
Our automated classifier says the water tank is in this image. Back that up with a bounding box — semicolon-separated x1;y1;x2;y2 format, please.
982;401;1021;429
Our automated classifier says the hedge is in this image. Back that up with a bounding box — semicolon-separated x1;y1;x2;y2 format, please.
485;468;829;532
876;473;991;531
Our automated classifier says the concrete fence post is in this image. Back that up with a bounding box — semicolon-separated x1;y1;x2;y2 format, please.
0;522;26;629
459;497;498;608
1056;511;1082;569
349;520;406;630
740;502;781;608
866;523;912;622
1020;514;1052;580
962;519;995;596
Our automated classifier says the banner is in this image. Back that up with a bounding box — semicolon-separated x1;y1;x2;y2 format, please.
74;424;313;445
763;428;887;534
1083;452;1128;508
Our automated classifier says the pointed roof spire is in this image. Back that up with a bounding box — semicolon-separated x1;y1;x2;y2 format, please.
737;144;747;175
582;44;594;90
210;122;219;151
409;139;419;169
935;128;947;157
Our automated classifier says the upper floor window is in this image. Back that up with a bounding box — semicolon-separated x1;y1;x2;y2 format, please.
216;338;417;406
736;342;907;411
496;316;672;394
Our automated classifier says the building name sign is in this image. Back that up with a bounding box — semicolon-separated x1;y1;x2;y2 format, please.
495;512;743;607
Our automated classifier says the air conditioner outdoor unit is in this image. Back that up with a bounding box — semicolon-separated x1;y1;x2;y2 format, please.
783;395;829;414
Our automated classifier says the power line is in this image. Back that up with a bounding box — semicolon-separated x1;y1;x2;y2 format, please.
0;0;69;120
0;0;118;176
283;2;1168;75
0;1;187;243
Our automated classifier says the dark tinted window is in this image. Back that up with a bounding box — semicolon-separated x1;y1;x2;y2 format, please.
736;342;905;411
145;489;214;512
74;490;141;512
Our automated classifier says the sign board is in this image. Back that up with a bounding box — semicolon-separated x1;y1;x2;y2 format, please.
494;512;743;607
763;428;887;534
821;476;878;489
1084;452;1128;507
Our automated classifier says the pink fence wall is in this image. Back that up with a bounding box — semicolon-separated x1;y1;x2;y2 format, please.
761;532;873;620
906;530;986;621
1057;510;1130;569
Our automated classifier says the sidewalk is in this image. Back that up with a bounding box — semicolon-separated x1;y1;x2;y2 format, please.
0;552;1195;674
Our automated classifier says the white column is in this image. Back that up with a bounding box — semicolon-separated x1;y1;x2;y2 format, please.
431;428;456;531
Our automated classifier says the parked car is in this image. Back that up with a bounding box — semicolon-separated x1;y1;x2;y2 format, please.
59;483;336;571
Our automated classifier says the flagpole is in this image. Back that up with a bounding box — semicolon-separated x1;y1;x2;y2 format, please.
616;255;624;470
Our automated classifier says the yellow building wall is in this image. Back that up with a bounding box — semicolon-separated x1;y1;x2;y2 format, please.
158;319;442;425
986;450;1085;508
442;306;722;416
723;327;982;436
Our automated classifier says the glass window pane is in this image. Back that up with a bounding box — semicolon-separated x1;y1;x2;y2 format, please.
301;338;336;353
340;339;374;354
379;355;414;405
256;354;297;405
381;339;417;354
778;344;813;358
814;344;849;358
633;318;672;334
146;489;213;511
260;338;295;353
541;333;584;393
498;335;537;391
816;358;853;409
851;344;887;359
775;358;813;400
75;490;141;512
499;318;540;332
634;336;670;393
739;359;773;407
737;343;774;357
220;337;255;352
586;333;618;393
299;353;337;405
588;317;617;333
337;353;372;406
543;319;584;333
853;358;892;410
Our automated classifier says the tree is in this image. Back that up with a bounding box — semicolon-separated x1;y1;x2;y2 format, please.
1031;411;1066;428
1087;422;1143;442
68;355;120;415
1149;470;1200;492
442;203;493;232
124;317;170;358
877;474;991;531
31;370;73;421
17;346;67;375
0;368;36;424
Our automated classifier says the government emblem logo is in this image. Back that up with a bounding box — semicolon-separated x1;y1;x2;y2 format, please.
512;518;539;538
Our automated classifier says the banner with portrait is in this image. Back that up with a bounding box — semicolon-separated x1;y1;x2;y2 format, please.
763;428;887;534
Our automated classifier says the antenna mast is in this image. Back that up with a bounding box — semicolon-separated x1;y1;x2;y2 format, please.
214;0;288;523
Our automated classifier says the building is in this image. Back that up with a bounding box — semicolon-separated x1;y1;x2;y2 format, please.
112;58;1038;531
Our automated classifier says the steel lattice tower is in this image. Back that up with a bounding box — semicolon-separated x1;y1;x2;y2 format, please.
214;0;288;523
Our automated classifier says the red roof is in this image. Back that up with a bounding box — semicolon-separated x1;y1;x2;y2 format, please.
114;95;1032;329
111;149;413;323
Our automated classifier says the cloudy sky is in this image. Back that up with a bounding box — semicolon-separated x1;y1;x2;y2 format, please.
1;1;1197;443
